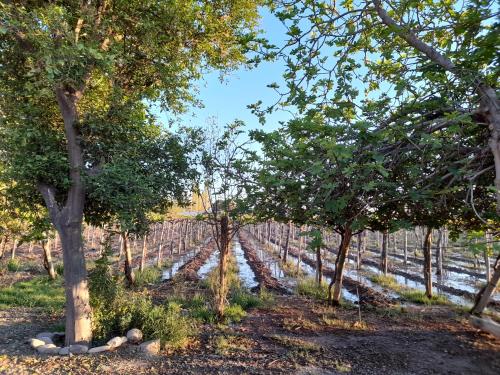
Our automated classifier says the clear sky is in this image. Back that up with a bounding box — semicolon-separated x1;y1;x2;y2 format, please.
156;9;293;134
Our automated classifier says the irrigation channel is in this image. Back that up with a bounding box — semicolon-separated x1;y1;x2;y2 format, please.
247;226;499;312
154;224;497;313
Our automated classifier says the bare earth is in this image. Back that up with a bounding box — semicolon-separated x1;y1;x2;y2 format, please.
1;293;499;375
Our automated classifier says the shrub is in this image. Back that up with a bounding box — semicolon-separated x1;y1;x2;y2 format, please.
89;251;194;348
7;259;20;272
142;302;193;348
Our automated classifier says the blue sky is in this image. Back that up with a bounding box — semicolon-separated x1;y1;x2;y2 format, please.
156;9;293;134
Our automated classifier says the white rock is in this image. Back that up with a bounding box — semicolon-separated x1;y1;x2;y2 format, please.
36;332;55;340
69;344;88;354
126;328;143;344
88;345;111;354
30;338;46;349
107;336;126;349
58;347;70;356
37;344;60;355
139;339;160;356
39;336;54;345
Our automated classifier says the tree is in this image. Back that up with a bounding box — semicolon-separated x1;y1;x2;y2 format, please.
0;1;261;345
257;0;498;212
253;115;393;305
84;111;200;286
198;121;255;317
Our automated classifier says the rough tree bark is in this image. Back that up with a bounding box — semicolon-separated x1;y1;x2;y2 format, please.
42;239;56;280
10;238;18;260
283;222;291;263
0;236;7;259
328;227;353;306
37;86;92;346
423;227;433;298
315;243;323;285
484;231;491;282
435;229;443;276
471;253;500;315
381;230;388;275
140;235;147;272
403;230;408;265
217;215;230;317
122;232;135;286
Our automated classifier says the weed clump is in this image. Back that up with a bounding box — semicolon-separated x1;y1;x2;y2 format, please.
89;251;194;348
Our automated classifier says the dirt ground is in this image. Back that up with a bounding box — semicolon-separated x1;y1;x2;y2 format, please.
1;292;499;375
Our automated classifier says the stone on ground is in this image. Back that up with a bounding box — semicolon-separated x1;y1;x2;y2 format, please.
29;338;46;349
139;339;160;356
58;347;70;356
69;344;88;354
35;332;55;340
36;344;60;355
88;345;111;354
126;328;143;344
107;336;127;349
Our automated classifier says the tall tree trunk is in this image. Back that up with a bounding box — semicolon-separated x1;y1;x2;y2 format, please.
328;227;353;306
42;239;56;280
140;235;147;272
315;245;322;285
122;233;135;286
0;236;7;259
435;229;443;276
423;227;433;298
381;230;388;275
471;253;500;315
36;87;93;346
277;224;283;255
403;230;408;265
283;222;291;263
484;231;491;282
10;238;18;260
217;216;229;317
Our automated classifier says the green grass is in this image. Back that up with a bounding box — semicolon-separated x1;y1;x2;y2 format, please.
399;290;450;305
0;276;64;312
369;274;400;289
7;259;20;272
370;273;450;305
296;277;329;301
134;267;162;288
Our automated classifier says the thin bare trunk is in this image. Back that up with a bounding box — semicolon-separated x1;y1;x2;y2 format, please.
140;235;147;272
10;238;18;260
122;233;135;286
381;230;388;275
217;216;229;317
283;222;291;263
423;227;433;298
42;239;56;280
